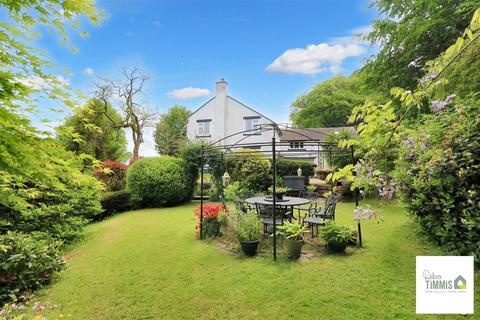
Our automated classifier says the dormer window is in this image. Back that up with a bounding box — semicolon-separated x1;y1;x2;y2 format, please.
244;116;260;134
197;119;211;137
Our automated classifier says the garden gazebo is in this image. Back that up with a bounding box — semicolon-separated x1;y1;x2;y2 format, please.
198;123;360;260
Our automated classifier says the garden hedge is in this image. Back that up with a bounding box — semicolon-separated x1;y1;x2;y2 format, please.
276;159;316;177
127;156;193;207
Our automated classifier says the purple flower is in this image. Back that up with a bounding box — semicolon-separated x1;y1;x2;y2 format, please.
432;100;447;113
405;137;414;149
445;93;456;103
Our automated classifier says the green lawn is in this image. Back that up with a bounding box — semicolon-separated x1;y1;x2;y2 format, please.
33;201;479;319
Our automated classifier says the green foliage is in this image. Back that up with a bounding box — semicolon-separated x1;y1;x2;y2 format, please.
318;222;355;252
395;97;480;261
276;159;316;177
180;143;224;198
223;181;257;201
431;38;480;99
0;144;103;242
363;0;479;93
0;232;64;304
276;221;308;241
290;75;381;128
226;149;271;193
154;105;190;156
126;157;193;208
57;100;130;162
234;211;261;241
324;129;357;169
99;190;133;220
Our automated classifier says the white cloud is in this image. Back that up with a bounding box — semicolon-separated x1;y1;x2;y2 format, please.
84;67;94;76
266;43;366;75
126;31;134;37
167;87;210;100
152;20;161;26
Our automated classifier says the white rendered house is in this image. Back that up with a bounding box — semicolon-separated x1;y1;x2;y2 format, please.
187;79;279;150
187;79;353;168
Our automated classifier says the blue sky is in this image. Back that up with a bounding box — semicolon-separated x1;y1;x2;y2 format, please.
35;0;378;156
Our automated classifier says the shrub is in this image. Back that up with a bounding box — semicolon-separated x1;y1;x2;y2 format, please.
276;159;316;177
0;148;103;242
0;232;64;304
98;190;133;219
93;160;128;191
226;150;271;193
127;157;193;208
318;223;354;252
395;98;480;262
234;211;261;241
193;203;226;237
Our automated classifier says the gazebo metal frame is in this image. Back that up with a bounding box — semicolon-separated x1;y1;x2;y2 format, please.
197;123;361;260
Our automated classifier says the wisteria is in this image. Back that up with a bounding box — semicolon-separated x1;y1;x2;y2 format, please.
353;205;384;223
431;93;456;113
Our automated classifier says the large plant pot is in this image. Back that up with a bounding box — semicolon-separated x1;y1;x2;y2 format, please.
203;220;220;237
326;241;348;253
285;238;304;259
240;240;260;257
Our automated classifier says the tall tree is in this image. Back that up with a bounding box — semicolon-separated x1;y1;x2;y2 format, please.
0;0;101;207
363;0;479;93
57;99;130;161
290;75;381;128
154;105;190;156
95;67;158;161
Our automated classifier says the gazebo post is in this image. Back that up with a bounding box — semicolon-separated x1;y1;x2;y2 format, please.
220;152;225;201
351;146;362;247
328;149;334;193
200;146;204;240
272;135;277;261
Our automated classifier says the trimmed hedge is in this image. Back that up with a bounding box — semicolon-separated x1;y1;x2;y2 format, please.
276;159;316;177
0;232;64;304
98;190;133;220
127;157;193;208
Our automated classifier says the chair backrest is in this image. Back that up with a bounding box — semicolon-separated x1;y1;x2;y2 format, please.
233;200;248;214
255;203;290;220
324;195;337;220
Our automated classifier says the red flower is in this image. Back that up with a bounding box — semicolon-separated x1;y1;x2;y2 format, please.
194;203;225;221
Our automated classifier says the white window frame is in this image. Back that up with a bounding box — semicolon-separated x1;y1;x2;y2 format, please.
289;142;305;149
244;116;260;134
197;119;211;136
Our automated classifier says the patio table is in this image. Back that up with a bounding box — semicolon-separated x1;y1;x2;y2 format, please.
246;196;311;219
244;196;310;207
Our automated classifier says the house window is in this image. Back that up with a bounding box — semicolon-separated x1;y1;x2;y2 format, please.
197;119;211;136
289;142;304;149
244;116;260;134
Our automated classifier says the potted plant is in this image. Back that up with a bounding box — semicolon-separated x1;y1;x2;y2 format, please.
234;211;261;256
318;222;354;253
276;221;308;259
194;203;225;237
267;186;290;200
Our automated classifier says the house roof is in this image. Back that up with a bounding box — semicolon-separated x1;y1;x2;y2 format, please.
280;126;356;141
187;95;277;126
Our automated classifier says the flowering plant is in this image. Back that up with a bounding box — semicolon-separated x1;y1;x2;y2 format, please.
194;203;226;237
194;203;225;221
